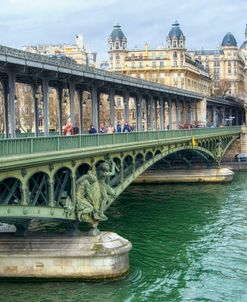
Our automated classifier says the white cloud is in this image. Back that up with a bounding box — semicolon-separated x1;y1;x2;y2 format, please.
0;0;246;60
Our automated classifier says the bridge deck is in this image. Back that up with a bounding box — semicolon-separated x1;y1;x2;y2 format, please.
0;127;241;170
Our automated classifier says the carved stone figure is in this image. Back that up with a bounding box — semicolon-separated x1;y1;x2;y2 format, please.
59;192;74;217
74;160;118;232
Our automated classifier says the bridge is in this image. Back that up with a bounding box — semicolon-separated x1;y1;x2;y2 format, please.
0;43;245;280
0;44;244;139
0;126;241;234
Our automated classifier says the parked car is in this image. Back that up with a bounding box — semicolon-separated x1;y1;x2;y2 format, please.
235;153;247;162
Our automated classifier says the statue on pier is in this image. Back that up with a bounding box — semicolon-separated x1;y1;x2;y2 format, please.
75;160;118;230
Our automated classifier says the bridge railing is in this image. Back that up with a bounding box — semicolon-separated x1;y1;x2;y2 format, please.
0;126;241;158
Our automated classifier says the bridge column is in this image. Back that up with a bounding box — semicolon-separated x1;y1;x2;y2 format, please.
32;85;39;137
220;107;225;126
149;95;154;130
145;97;149;130
182;100;186;125
124;90;129;123
229;108;233;126
8;72;16;138
2;79;9;138
160;98;164;130
57;84;63;135
91;85;99;131
21;182;29;206
48;177;55;207
197;98;207;127
168;96;172;130
109;88;115;126
78;89;83;133
213;106;217;127
189;101;193;125
236;110;239;125
41;78;49;136
69;81;75;126
175;99;179;129
136;93;142;131
154;98;158;130
71;172;76;207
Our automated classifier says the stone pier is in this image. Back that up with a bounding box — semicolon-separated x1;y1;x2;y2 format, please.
0;232;132;280
135;168;234;183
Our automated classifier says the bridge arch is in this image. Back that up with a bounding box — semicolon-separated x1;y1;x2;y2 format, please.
28;172;49;206
54;167;72;205
0;177;22;205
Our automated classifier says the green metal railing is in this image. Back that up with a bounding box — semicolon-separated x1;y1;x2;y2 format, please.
0;127;241;158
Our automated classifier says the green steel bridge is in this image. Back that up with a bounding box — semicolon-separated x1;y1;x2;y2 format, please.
0;126;241;232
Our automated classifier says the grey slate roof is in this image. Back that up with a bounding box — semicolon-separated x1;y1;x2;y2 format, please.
168;21;184;39
109;24;126;41
221;32;237;47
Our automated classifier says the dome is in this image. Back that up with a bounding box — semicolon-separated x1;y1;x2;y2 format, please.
221;32;237;47
168;21;184;38
109;24;126;41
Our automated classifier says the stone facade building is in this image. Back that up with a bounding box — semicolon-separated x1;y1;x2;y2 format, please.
108;22;212;96
190;32;245;98
23;34;97;67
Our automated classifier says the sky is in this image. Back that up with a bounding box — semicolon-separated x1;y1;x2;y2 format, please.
0;0;246;61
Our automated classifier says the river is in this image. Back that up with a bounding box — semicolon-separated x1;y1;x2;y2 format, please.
0;172;247;302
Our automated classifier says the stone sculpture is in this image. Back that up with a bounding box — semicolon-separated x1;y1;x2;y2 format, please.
75;160;118;233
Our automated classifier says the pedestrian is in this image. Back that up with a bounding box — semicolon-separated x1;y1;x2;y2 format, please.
123;122;131;132
88;125;97;134
64;122;74;136
116;121;122;133
99;125;106;133
107;124;115;133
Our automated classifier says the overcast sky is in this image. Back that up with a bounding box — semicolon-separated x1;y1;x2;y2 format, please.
0;0;246;61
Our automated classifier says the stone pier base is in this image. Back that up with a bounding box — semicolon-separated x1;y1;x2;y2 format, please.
0;232;132;280
135;168;234;184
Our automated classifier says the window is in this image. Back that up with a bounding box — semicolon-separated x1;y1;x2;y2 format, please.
131;53;135;60
116;54;120;60
152;61;156;68
173;40;177;47
116;42;119;49
160;52;164;59
173;52;177;58
117;97;121;107
131;62;135;68
173;61;177;67
152;52;155;59
160;61;164;68
139;53;143;60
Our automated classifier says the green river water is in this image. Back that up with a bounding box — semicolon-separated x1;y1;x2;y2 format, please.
0;172;247;302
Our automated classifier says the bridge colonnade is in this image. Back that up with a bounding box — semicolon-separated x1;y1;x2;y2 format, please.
0;45;244;138
0;76;205;138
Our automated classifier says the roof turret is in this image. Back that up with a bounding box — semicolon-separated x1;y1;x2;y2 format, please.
221;32;237;47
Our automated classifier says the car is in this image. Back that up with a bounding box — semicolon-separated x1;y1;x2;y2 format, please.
235;153;247;162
